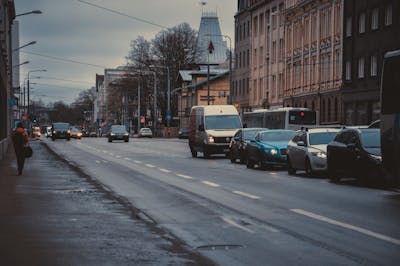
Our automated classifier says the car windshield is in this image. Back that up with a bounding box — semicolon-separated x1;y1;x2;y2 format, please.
71;128;80;132
205;115;242;130
53;123;69;130
141;128;151;132
111;126;127;133
259;131;295;142
243;130;263;140
360;131;381;148
309;132;338;145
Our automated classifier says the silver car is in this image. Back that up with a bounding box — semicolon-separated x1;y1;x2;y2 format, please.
138;127;153;138
287;128;340;176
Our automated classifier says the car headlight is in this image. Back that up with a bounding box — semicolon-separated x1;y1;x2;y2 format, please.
270;149;278;155
124;133;129;136
369;154;382;162
53;131;56;134
312;152;327;159
208;136;215;143
111;133;115;136
67;130;71;134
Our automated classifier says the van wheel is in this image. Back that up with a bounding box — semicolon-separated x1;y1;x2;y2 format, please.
203;145;211;158
246;159;254;169
190;145;197;158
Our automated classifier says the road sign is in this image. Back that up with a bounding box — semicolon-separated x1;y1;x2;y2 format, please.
166;113;172;122
140;116;145;123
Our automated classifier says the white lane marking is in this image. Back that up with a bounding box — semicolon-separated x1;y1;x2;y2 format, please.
202;181;220;187
159;168;171;173
145;164;155;168
134;160;142;164
222;217;254;234
291;209;400;246
233;191;260;200
115;155;121;158
95;160;100;164
124;157;131;161
110;153;115;156
176;174;193;180
102;160;108;163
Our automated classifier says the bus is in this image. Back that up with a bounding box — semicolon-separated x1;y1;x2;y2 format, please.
243;107;317;131
380;49;400;185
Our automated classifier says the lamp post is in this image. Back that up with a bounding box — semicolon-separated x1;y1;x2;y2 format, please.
13;41;36;52
206;34;232;104
12;61;29;68
27;69;46;132
15;10;42;17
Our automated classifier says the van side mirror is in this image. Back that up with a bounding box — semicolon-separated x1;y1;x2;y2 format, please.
297;141;305;146
198;124;205;131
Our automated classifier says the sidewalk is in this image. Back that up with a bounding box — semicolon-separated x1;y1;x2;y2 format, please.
0;140;212;265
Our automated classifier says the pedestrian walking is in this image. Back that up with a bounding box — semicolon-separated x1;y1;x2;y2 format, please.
12;122;29;175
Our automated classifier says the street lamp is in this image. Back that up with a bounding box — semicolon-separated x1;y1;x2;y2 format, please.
206;34;232;104
27;69;46;131
13;41;36;52
15;10;42;17
12;61;29;68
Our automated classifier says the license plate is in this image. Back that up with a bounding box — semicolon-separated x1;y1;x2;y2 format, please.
223;148;229;152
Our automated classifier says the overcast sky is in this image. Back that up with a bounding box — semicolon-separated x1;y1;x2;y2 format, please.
15;0;236;104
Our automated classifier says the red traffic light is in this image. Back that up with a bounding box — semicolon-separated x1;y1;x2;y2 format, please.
300;111;305;117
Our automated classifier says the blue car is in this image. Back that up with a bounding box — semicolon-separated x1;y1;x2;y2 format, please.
246;130;296;169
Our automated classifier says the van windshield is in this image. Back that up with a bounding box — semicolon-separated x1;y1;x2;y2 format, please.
205;115;242;130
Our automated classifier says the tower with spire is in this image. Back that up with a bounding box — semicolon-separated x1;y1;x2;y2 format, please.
196;6;228;66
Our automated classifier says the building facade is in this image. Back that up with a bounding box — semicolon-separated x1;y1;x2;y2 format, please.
342;0;399;125
233;0;251;113
284;0;343;124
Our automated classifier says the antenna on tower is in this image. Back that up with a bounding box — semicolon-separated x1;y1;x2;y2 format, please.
199;1;207;14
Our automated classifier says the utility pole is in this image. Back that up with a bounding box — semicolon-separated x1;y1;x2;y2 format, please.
153;72;157;136
137;79;141;133
207;40;214;105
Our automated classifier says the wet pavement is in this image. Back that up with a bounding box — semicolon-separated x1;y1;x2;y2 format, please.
0;140;213;265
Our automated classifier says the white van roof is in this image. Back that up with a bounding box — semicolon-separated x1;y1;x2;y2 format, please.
191;105;239;115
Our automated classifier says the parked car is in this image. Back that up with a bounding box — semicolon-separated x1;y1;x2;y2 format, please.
178;128;189;139
108;125;129;142
45;126;52;138
287;128;340;176
138;128;153;138
228;128;267;164
70;127;82;139
51;122;71;141
89;131;97;137
327;128;382;182
246;130;296;169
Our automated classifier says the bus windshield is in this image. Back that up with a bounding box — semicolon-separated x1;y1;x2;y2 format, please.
205;115;242;130
288;110;317;125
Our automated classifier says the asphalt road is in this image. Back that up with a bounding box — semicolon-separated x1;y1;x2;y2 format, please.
45;137;400;266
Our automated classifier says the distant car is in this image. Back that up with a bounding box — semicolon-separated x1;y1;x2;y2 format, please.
287;128;340;176
32;126;41;138
89;131;97;137
246;130;296;169
178;128;189;139
138;128;153;138
327;128;382;183
46;126;52;138
70;127;82;139
108;125;129;142
51;122;71;141
228;128;267;164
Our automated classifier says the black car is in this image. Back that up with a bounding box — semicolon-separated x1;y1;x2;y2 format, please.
51;122;71;141
228;128;267;163
178;128;189;139
108;125;129;142
327;128;382;182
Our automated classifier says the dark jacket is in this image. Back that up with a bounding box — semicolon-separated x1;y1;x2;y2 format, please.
12;127;29;156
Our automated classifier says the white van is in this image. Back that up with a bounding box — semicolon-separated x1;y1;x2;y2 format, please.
189;105;242;158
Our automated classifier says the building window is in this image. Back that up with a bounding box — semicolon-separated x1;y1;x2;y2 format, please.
385;5;392;26
247;49;250;66
371;8;379;30
345;60;351;81
370;55;377;77
334;97;338;121
358;57;365;79
260;13;264;35
359;13;366;34
272;41;276;63
254;48;257;68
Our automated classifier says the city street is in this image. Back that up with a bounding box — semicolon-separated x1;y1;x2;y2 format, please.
44;137;400;266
